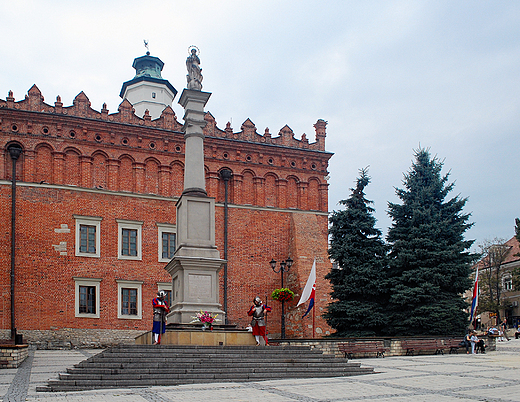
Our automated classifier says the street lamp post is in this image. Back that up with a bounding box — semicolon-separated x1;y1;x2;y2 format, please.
220;168;232;325
269;257;293;339
7;144;22;343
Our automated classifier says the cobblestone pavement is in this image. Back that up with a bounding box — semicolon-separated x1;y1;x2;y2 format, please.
1;340;519;401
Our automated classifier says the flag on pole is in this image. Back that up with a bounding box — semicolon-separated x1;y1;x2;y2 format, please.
469;266;479;323
297;258;316;318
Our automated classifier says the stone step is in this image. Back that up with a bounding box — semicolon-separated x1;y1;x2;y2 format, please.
80;354;334;365
78;356;339;366
108;344;317;352
77;353;340;362
68;361;360;374
88;348;328;359
65;362;363;374
44;369;374;391
39;344;374;392
102;346;324;355
72;361;351;370
60;366;370;381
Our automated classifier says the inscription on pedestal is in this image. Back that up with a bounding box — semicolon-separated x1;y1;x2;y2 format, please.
188;274;211;299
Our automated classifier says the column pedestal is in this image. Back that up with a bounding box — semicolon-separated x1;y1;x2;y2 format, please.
165;195;225;324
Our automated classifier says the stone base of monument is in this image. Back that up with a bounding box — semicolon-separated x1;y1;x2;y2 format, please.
135;325;257;346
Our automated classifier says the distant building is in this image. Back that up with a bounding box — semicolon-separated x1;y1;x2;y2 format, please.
500;237;520;326
472;236;520;329
0;52;333;347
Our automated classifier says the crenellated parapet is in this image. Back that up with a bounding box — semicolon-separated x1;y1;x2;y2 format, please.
203;114;327;151
1;86;327;150
1;85;332;212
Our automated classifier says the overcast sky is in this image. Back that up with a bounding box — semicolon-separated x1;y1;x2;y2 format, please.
2;1;519;249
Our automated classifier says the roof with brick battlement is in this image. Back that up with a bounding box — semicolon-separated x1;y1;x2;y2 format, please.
1;85;329;153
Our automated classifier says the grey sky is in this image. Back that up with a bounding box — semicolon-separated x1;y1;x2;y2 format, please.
2;1;519;248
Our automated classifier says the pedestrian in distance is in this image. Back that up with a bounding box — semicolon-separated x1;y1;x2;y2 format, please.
464;330;472;354
470;331;482;354
500;318;510;341
476;337;486;353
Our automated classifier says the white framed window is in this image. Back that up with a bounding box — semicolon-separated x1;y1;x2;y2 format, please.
157;282;173;308
157;223;176;262
117;219;143;260
117;280;143;319
74;215;102;258
503;276;513;291
74;277;101;318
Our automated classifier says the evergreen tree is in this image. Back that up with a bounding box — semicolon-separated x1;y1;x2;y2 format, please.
386;148;476;336
325;168;389;337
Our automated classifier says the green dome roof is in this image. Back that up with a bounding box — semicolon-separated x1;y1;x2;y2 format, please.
119;52;177;99
132;53;164;79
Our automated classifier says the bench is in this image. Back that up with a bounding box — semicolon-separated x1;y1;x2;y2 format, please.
401;339;444;356
443;338;465;354
338;341;387;359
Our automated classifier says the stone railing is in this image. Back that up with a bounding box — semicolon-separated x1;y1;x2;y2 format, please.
276;336;496;358
0;344;28;369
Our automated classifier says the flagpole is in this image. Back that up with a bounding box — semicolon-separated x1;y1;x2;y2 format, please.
265;293;268;344
312;299;315;339
469;266;479;330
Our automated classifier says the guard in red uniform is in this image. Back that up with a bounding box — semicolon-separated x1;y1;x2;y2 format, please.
152;290;169;345
248;297;271;346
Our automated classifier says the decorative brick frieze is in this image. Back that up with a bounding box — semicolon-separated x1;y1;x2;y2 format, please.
0;85;333;346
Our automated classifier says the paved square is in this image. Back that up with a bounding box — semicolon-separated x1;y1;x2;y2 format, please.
1;341;519;401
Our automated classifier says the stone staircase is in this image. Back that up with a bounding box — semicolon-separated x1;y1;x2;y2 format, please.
38;344;375;392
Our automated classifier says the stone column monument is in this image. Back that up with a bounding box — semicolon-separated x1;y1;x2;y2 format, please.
165;47;226;324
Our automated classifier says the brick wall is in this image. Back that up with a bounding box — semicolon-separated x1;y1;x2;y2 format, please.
0;86;333;346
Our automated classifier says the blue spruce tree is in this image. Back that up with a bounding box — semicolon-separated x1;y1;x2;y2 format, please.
386;149;476;336
325;168;389;337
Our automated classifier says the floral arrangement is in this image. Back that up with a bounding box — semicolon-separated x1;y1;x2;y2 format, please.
271;288;295;302
190;311;220;327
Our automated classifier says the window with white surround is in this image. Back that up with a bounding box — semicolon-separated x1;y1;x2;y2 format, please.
74;215;102;258
74;277;101;318
117;280;143;319
157;223;176;262
503;276;513;291
117;219;143;260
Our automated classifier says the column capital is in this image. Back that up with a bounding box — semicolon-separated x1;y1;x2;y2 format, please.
178;89;212;109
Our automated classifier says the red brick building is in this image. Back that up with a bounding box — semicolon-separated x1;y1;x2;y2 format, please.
0;54;333;347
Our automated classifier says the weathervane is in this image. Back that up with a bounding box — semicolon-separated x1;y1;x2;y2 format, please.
144;39;150;55
186;45;203;90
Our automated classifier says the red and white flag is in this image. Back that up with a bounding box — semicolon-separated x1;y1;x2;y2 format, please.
469;266;479;323
297;258;316;318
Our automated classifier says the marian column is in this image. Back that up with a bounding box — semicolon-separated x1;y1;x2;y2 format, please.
165;47;226;324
